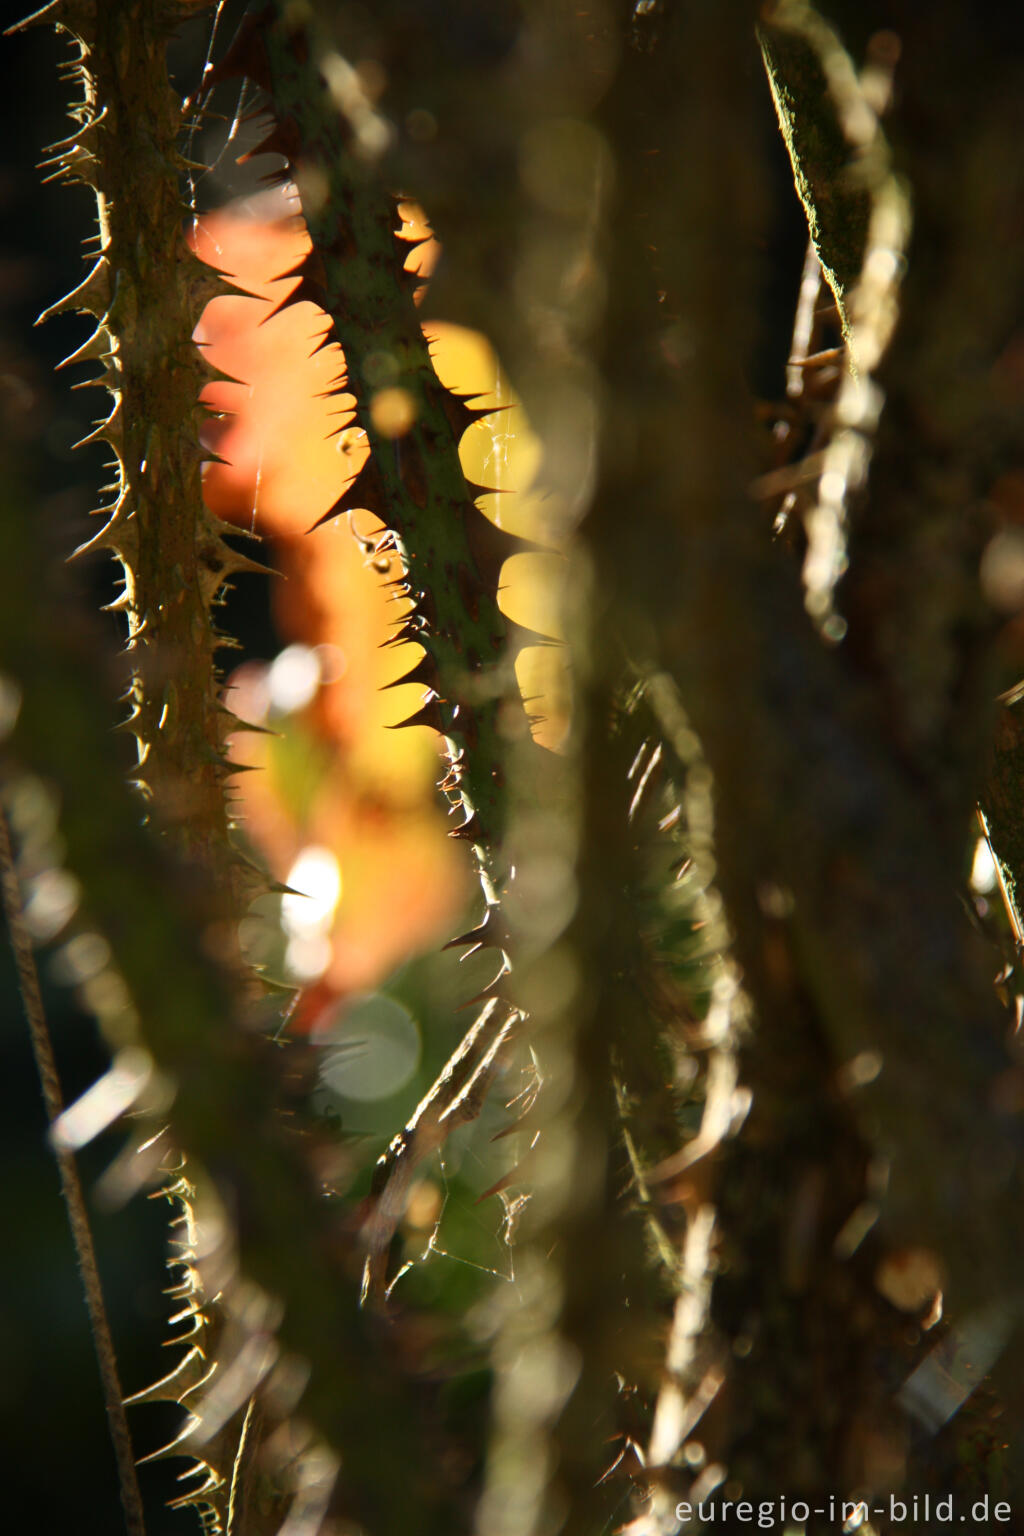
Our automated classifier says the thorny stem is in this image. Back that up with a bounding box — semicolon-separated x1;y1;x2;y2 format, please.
224;2;537;1300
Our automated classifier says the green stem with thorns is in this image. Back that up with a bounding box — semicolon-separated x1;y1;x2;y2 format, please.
226;4;534;890
215;3;547;1299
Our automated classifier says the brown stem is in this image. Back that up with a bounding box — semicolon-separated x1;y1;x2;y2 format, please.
0;805;147;1536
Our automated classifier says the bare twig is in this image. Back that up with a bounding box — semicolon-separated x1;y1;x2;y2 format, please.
360;996;522;1304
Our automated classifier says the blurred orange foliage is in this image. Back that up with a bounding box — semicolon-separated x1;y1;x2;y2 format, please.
192;188;566;1011
193;190;469;1004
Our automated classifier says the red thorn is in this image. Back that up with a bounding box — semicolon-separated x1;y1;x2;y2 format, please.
315;379;351;401
381;655;439;691
464;480;509;501
506;619;559;650
308;459;388;532
379;621;425;649
464;514;538;593
438;390;511;442
442;928;487;956
389;696;445;733
442;908;506;956
261;273;329;325
311;330;342;358
273;251;329;288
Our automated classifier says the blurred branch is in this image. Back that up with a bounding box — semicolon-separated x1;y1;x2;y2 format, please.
0;804;146;1536
594;0;1024;1350
836;1;1024;860
984;703;1024;940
